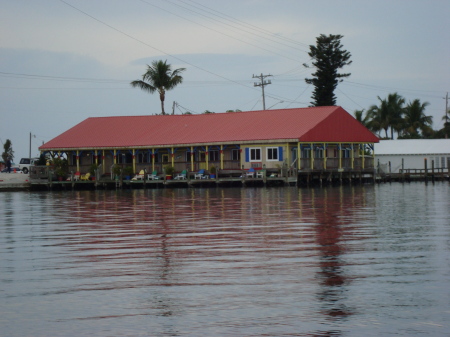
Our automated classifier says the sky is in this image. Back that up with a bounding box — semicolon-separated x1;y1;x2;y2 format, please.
1;0;449;161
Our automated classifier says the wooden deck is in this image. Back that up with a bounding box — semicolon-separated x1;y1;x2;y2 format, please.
28;168;382;190
28;165;448;190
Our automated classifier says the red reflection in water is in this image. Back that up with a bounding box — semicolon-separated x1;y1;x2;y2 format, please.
50;187;371;326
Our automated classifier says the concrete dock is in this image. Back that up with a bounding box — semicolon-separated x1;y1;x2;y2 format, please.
0;172;31;190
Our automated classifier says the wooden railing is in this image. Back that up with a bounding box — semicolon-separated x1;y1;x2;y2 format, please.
299;157;374;170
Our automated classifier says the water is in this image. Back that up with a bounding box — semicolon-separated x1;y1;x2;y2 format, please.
1;183;449;336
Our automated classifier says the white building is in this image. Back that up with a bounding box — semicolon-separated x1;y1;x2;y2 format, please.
374;139;450;173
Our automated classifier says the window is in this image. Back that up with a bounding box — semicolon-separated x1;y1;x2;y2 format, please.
267;147;278;161
137;152;150;163
315;148;324;159
69;154;76;166
250;148;261;161
209;150;219;161
232;149;240;161
341;149;350;158
301;148;310;158
117;153;132;164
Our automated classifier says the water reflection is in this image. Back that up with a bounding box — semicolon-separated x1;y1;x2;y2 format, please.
0;183;449;336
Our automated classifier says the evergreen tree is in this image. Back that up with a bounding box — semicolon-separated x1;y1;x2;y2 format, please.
2;139;14;163
304;34;352;106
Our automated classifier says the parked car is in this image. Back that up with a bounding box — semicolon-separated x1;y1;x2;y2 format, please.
18;157;39;174
1;167;21;173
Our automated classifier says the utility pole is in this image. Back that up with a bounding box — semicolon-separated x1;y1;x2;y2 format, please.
253;73;272;110
445;92;449;138
29;132;35;159
445;92;448;124
172;101;176;115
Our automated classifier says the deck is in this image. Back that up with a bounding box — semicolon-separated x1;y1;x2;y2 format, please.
28;165;449;190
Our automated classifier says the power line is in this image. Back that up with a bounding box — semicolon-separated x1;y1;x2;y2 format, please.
182;0;310;50
57;0;258;94
162;0;309;54
138;0;305;63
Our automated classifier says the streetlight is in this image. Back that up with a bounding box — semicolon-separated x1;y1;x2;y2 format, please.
267;101;284;109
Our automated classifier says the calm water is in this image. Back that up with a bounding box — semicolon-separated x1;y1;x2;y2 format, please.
1;183;449;337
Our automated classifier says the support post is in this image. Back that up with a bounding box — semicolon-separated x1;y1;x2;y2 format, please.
152;150;155;172
424;158;428;181
102;150;106;174
206;145;209;170
351;144;354;169
220;145;223;170
191;146;194;172
171;147;175;167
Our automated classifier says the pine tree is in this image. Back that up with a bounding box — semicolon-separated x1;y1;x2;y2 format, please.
304;34;352;106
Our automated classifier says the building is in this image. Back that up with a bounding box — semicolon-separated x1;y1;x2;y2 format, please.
39;106;379;177
374;139;450;173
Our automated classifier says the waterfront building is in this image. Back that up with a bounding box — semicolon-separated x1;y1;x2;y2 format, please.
39;106;379;179
375;139;450;174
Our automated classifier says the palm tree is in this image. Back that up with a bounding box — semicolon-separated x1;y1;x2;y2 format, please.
131;60;186;115
385;93;405;139
354;109;370;127
402;99;432;137
366;99;389;138
365;93;405;139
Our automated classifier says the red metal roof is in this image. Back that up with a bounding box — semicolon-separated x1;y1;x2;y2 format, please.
40;106;379;150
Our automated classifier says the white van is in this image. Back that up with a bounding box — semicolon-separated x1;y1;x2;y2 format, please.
18;158;39;174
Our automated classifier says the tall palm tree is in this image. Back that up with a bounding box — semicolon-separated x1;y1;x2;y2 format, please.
354;109;370;127
365;93;405;139
366;99;389;138
403;99;432;137
131;60;186;115
385;92;405;139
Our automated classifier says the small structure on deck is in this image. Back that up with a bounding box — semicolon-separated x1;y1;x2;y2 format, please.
34;106;379;189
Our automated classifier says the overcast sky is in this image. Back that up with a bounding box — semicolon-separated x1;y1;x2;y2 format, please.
1;0;449;160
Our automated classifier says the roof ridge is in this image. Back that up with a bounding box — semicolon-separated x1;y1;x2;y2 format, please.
85;106;341;120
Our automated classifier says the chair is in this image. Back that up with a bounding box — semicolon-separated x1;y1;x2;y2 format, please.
80;172;90;181
255;170;264;178
174;169;187;180
148;170;160;180
246;167;255;178
132;170;145;180
194;169;207;179
73;171;81;181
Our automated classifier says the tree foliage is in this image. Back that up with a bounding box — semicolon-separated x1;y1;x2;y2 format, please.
131;60;186;115
358;93;437;139
304;34;352;106
402;99;432;138
2;139;14;163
